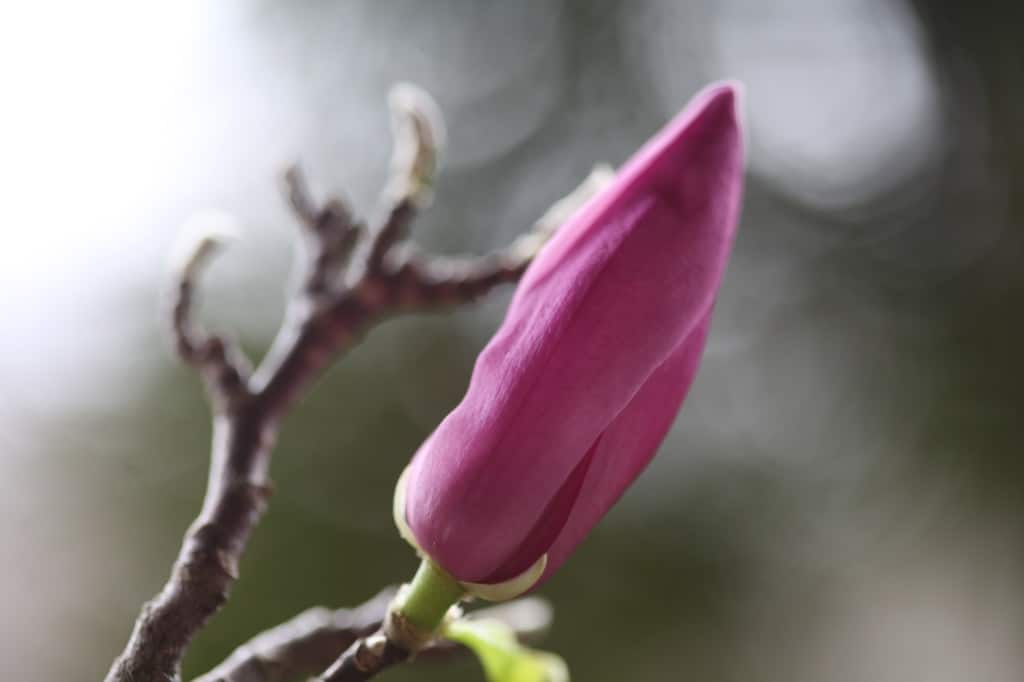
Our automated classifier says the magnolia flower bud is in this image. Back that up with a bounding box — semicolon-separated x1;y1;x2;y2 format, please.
395;82;745;598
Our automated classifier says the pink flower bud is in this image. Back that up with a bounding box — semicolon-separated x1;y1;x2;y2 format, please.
396;82;745;594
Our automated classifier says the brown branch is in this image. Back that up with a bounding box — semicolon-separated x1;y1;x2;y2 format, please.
169;215;253;411
189;590;552;682
192;588;395;682
194;592;552;682
385;247;528;308
319;633;410;682
282;167;362;297
107;80;611;681
271;597;550;682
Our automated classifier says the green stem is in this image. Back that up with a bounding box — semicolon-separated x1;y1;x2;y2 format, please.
395;559;466;633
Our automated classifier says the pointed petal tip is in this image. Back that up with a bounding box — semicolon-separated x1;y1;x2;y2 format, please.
625;80;743;189
644;80;744;163
706;80;743;104
691;80;744;130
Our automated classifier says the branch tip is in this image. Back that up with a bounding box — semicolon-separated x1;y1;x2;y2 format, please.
283;165;319;227
534;163;615;237
172;210;240;282
386;82;446;208
167;211;251;404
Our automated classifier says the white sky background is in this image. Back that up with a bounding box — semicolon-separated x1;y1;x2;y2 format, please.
1;1;1020;680
1;3;214;411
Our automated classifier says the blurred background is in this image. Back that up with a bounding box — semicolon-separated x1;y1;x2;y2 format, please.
2;1;1023;680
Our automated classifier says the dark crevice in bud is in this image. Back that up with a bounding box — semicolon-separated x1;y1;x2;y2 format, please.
480;434;603;584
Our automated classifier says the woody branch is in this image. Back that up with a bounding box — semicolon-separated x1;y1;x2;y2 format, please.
194;590;553;682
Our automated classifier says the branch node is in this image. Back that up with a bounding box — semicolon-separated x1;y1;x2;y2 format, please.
283;167;363;297
366;199;416;276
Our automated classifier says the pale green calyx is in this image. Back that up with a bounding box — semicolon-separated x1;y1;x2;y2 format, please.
460;554;548;602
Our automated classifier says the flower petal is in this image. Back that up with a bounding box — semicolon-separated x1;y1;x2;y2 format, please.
540;312;712;580
404;82;744;582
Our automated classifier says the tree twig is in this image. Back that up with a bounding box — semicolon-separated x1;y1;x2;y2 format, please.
169;213;253;411
318;633;411;682
105;80;610;682
194;591;553;682
192;588;394;682
316;597;555;682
